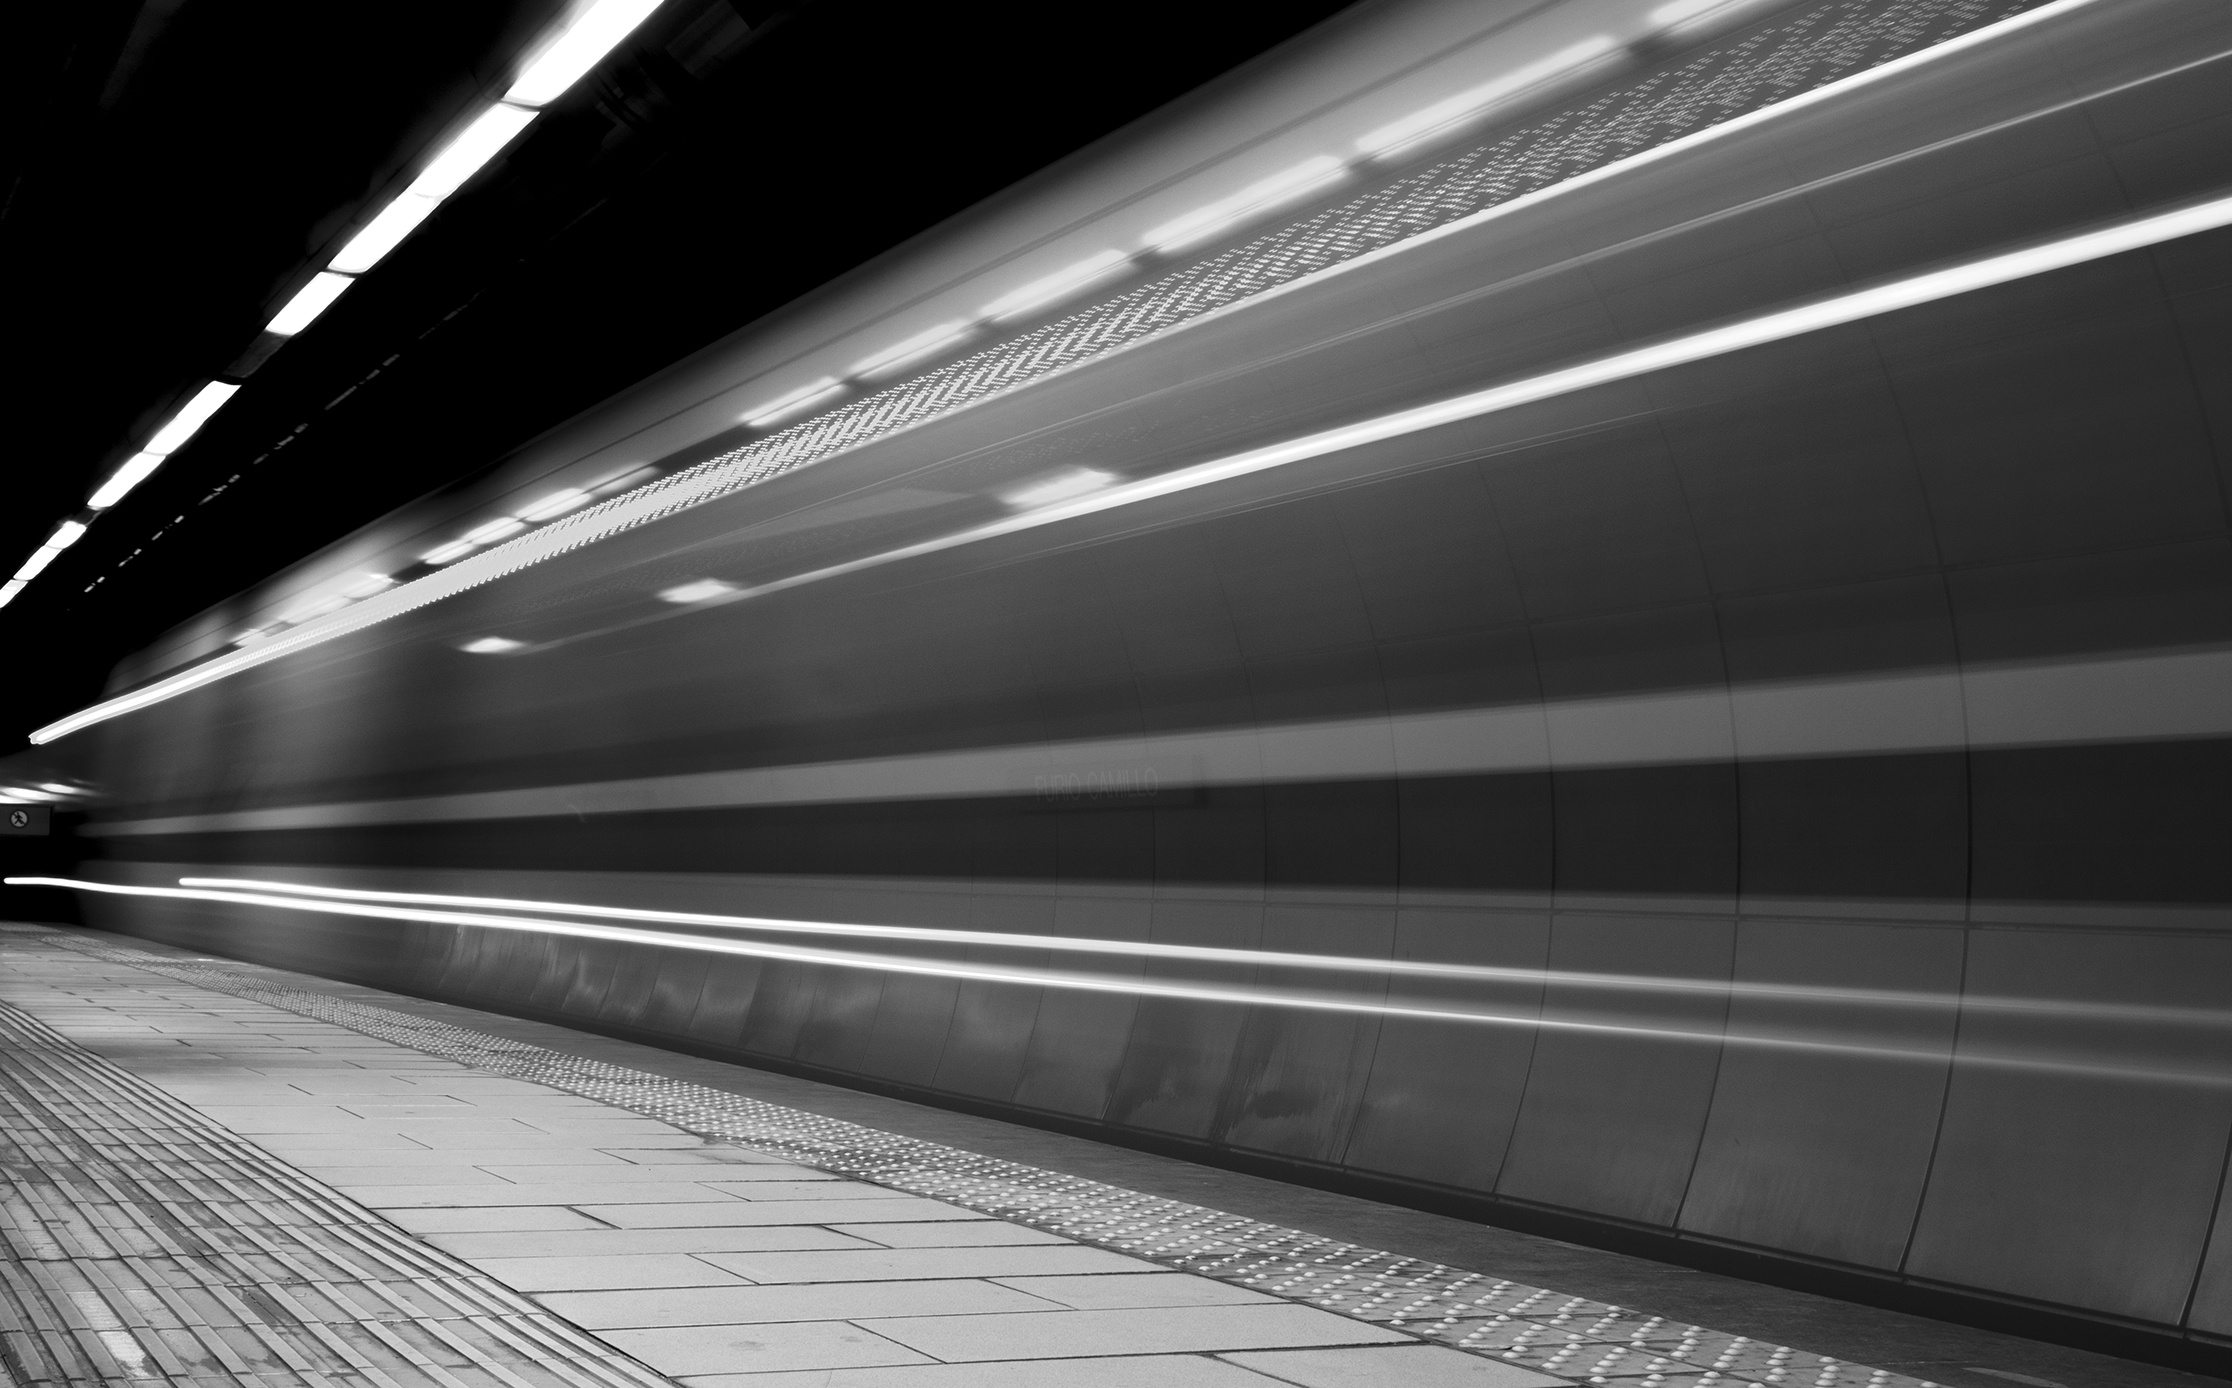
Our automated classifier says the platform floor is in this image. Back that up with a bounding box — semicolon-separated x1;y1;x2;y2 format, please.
0;923;2207;1388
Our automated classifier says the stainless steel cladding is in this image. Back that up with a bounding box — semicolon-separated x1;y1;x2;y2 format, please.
34;0;2232;1347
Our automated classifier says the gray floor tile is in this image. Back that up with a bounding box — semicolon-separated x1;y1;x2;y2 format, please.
471;1163;834;1184
829;1222;1073;1248
539;1277;1059;1329
858;1304;1413;1362
594;1146;794;1165
701;1179;910;1200
426;1227;878;1259
991;1272;1281;1310
680;1354;1278;1387
1218;1345;1566;1387
599;1321;930;1376
697;1244;1160;1284
463;1253;751;1291
250;1133;440;1150
346;1181;747;1207
381;1205;611;1234
292;1147;630;1167
285;1165;516;1185
400;1130;704;1149
576;1199;990;1228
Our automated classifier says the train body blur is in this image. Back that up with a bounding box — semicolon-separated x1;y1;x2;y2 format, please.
24;0;2232;1354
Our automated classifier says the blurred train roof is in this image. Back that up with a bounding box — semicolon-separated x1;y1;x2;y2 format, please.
0;0;1353;748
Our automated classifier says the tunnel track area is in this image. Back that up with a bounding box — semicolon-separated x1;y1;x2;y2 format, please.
4;923;1954;1388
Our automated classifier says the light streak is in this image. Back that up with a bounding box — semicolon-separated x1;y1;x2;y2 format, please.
610;191;2232;622
1144;156;1348;254
851;322;975;380
741;379;845;429
11;875;2225;1088
172;875;2232;1031
978;251;1132;321
19;0;2134;744
1356;37;1620;160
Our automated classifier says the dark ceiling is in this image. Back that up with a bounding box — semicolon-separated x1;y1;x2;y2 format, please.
0;0;1356;750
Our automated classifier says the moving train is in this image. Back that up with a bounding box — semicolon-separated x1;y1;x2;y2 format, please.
10;0;2232;1357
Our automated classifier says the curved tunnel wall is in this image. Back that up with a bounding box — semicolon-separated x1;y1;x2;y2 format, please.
44;0;2232;1354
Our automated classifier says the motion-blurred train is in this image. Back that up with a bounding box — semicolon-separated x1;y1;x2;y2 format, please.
10;0;2232;1356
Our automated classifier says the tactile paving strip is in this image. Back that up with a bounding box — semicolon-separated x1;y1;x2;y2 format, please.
13;925;1955;1388
0;945;679;1388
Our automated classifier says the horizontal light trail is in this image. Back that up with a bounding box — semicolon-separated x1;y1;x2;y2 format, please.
20;0;2126;743
1356;36;1620;160
14;875;2224;1088
585;190;2232;619
173;875;2232;1031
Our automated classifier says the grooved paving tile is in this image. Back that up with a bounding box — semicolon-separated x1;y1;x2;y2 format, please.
681;1356;1280;1387
596;1322;929;1377
572;1200;993;1228
694;1245;1160;1283
1223;1344;1567;1386
465;1255;753;1292
424;1229;881;1260
537;1279;1063;1329
857;1303;1415;1360
989;1272;1281;1310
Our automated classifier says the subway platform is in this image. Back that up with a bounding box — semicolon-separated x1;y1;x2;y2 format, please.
0;922;2209;1388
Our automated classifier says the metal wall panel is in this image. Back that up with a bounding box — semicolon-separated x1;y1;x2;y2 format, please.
1902;930;2232;1322
1677;920;1963;1267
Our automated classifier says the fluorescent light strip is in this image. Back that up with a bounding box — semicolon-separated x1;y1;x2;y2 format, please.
0;580;25;609
87;453;167;510
145;381;243;455
506;0;667;107
330;193;443;275
11;877;2221;1086
409;104;540;200
175;876;2232;1028
268;272;357;336
21;0;2127;743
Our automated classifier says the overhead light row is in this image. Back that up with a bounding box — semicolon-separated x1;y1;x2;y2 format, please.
4;0;673;616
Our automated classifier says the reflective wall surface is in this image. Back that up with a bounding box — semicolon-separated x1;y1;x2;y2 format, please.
29;0;2232;1350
